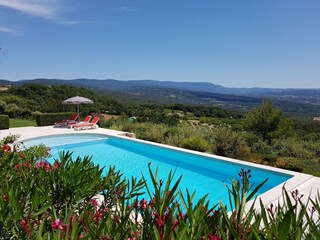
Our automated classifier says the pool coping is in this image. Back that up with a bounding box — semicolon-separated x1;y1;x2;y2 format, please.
1;126;319;213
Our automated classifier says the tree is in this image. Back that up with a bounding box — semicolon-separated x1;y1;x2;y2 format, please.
244;101;284;142
4;103;22;117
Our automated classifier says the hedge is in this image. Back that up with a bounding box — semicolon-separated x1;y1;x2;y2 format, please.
0;115;9;130
34;112;77;126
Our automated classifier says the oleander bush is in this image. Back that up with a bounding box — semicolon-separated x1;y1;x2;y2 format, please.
0;135;319;239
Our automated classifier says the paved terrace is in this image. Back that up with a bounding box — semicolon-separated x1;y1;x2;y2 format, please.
0;126;320;215
0;126;135;140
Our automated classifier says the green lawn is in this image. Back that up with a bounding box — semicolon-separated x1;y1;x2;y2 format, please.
9;118;37;128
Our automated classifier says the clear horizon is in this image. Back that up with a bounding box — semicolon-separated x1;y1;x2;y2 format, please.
1;0;320;88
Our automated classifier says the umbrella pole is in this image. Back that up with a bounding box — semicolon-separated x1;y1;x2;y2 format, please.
77;105;80;118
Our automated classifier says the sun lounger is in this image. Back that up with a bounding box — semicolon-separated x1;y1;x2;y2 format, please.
67;115;92;129
74;117;100;131
54;113;79;127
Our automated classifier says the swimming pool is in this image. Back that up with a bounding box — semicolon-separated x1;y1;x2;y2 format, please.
24;134;293;207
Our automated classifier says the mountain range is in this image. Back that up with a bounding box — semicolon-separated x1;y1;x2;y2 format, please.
1;78;319;117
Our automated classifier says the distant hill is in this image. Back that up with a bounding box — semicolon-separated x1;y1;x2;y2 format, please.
11;78;319;95
0;79;13;85
13;78;229;93
3;78;320;117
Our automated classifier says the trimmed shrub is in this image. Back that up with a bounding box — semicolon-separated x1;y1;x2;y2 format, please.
34;112;77;126
0;115;9;130
180;137;209;152
276;157;304;172
31;111;42;120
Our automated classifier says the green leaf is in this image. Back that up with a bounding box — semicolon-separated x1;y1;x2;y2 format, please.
278;209;293;240
248;178;268;201
31;202;51;218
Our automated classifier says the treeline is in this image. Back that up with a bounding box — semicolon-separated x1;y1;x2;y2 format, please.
0;83;238;122
0;84;123;117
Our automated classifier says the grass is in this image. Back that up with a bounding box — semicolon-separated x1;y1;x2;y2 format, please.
9;118;37;128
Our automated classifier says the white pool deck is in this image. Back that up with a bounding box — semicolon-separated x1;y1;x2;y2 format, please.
1;126;320;214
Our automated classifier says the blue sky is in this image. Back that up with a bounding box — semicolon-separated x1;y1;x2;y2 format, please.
0;0;319;88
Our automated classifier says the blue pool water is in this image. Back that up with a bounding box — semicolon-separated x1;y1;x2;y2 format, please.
24;134;292;208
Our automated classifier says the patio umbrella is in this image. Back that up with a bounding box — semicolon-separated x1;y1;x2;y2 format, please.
62;96;93;117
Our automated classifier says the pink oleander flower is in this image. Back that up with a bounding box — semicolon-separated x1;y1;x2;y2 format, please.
23;162;32;168
93;210;103;222
171;219;179;231
129;230;141;239
20;219;28;227
51;219;64;230
208;234;220;240
35;162;43;169
2;145;11;154
155;214;166;229
20;219;32;238
44;163;51;172
112;215;120;224
3;195;8;202
70;215;76;223
139;199;148;210
149;197;156;207
90;198;98;207
36;162;51;172
53;161;62;170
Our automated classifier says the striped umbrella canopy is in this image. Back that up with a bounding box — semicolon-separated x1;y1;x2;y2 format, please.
62;96;93;116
